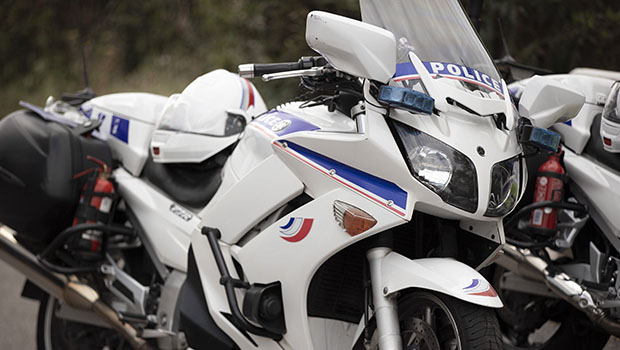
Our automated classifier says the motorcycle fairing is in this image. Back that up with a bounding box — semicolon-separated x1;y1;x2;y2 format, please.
273;140;408;217
115;167;200;271
232;187;408;349
190;228;283;350
199;154;304;244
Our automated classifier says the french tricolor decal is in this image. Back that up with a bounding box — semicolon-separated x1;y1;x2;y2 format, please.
462;278;497;297
279;217;314;243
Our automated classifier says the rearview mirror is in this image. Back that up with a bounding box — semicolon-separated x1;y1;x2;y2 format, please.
518;75;585;129
305;11;396;83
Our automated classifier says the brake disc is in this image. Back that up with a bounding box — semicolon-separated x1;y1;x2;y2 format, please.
401;317;441;350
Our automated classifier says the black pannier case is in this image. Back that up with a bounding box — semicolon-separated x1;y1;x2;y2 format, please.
0;110;113;250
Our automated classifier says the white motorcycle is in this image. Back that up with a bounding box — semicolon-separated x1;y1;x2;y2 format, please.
492;70;620;349
0;0;586;349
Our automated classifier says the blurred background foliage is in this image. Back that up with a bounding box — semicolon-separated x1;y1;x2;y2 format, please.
0;0;619;117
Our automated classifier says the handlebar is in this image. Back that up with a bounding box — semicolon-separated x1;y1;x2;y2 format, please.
239;56;327;78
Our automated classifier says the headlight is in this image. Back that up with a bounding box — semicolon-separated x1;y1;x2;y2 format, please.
485;156;521;217
392;120;478;213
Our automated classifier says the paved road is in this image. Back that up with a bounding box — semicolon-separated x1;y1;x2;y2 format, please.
0;260;38;349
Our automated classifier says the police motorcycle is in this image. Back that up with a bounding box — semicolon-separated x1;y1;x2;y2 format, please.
490;70;620;349
0;0;588;349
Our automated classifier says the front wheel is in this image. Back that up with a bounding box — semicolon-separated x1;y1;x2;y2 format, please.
368;291;503;350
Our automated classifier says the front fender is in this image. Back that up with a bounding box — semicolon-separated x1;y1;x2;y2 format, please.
381;252;503;308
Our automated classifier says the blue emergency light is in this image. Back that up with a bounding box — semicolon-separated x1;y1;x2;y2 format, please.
520;125;562;152
378;86;434;115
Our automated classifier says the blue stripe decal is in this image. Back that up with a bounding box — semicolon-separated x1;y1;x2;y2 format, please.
463;279;479;290
239;78;245;109
111;115;129;143
395;62;418;77
286;142;407;209
394;61;503;95
79;106;93;119
280;217;295;230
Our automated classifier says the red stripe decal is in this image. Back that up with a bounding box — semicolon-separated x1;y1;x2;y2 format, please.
470;286;498;297
393;74;504;97
282;219;313;242
244;78;255;107
248;123;276;139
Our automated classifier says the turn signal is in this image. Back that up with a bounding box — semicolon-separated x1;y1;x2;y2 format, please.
333;200;377;237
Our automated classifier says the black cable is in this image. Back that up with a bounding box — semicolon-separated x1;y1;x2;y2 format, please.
506;238;552;249
39;223;134;261
504;201;588;233
40;258;98;274
37;223;135;275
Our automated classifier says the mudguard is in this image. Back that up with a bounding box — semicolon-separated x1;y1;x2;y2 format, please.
380;252;503;308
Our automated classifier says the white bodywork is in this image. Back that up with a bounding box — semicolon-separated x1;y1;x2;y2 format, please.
114;168;198;271
564;148;620;242
84;93;167;175
150;130;240;163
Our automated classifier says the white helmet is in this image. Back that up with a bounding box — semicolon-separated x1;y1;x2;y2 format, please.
150;69;267;163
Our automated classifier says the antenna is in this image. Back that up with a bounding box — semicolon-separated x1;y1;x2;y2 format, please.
496;18;514;62
60;41;96;106
60;3;96;106
80;43;91;90
468;0;483;31
493;18;552;82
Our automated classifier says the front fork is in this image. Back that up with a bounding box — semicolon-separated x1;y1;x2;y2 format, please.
367;247;402;350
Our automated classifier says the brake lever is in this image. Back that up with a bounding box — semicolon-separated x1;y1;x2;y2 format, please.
262;66;331;82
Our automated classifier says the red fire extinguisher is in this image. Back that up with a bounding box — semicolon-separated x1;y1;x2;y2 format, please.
72;156;115;254
530;147;565;235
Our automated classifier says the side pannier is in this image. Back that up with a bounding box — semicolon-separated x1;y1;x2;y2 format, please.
0;110;113;251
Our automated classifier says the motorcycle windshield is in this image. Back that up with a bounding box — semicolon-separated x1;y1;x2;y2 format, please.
360;0;504;99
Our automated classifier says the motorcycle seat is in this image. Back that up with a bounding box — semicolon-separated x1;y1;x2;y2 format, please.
143;148;231;209
583;114;620;174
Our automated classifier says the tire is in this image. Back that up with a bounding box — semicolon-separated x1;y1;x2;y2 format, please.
492;266;610;350
36;294;132;350
368;290;503;350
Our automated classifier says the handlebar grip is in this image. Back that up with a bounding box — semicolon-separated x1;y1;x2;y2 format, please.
239;62;301;78
238;56;327;78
